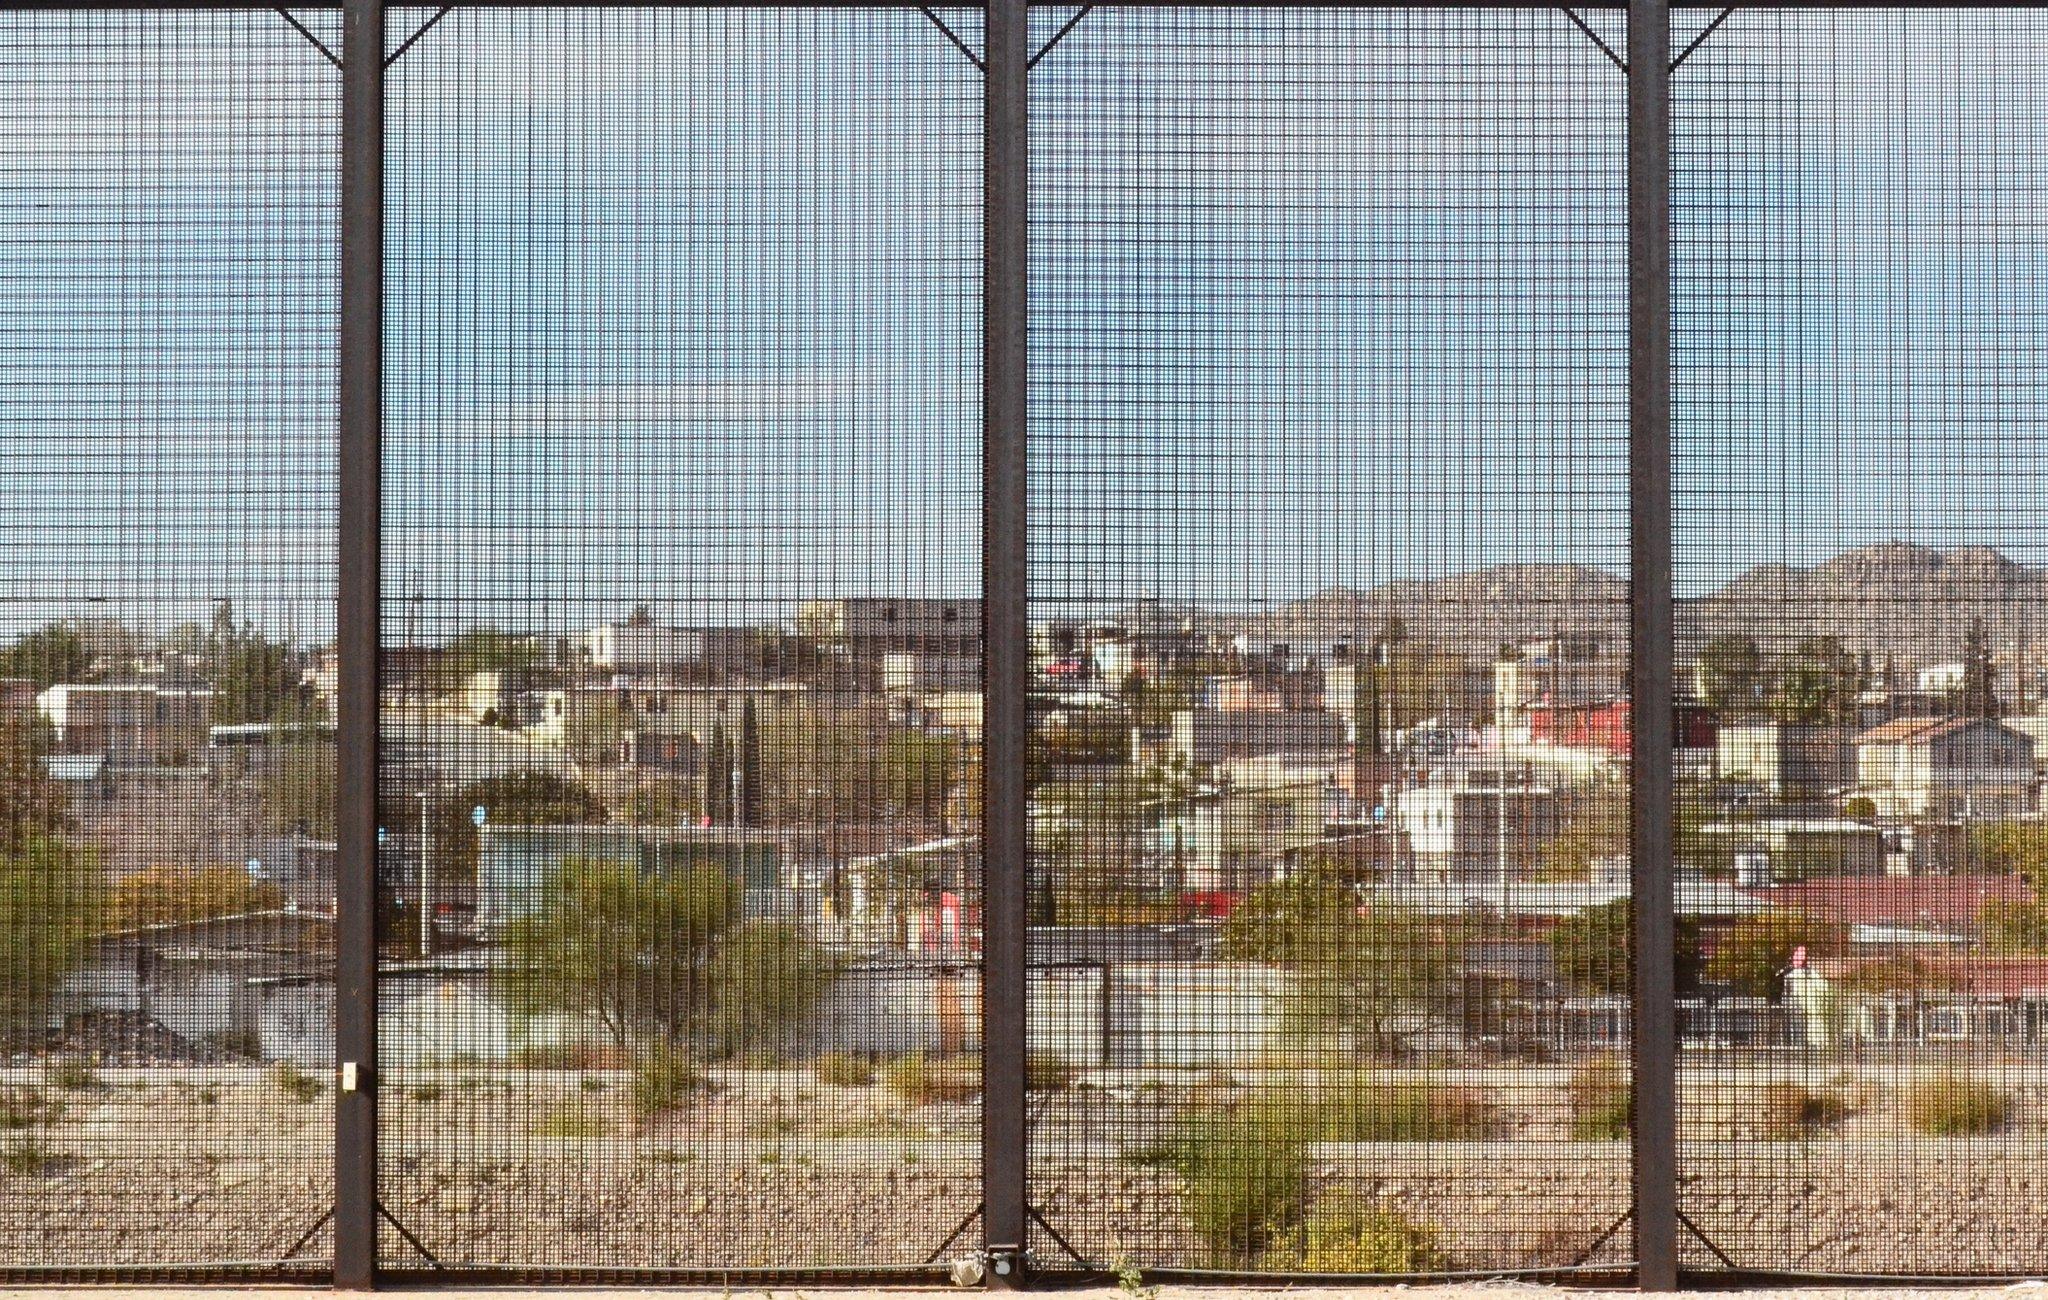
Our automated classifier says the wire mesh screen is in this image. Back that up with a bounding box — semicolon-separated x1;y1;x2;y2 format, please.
379;6;982;1271
0;8;339;1273
1675;7;2048;1277
1025;7;1630;1274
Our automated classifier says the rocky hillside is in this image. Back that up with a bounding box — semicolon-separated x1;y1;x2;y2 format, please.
1215;543;2045;665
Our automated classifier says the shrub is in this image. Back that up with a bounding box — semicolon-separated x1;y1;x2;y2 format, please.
814;1052;876;1087
0;1086;57;1131
531;1104;610;1138
1316;1083;1502;1142
884;1052;981;1105
1164;1096;1311;1266
408;1084;445;1103
1907;1075;2011;1137
1570;1056;1632;1140
2;1136;54;1177
1027;1053;1077;1093
273;1063;325;1103
1760;1082;1852;1137
44;1059;98;1092
632;1048;706;1118
1258;1193;1448;1273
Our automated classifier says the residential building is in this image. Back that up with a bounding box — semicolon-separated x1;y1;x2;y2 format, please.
534;682;811;748
881;652;981;694
1493;635;1622;725
1526;695;1718;759
37;682;215;766
1392;762;1559;884
797;598;980;656
475;824;806;933
1854;716;2036;819
583;622;705;675
1701;816;1886;881
1165;707;1346;767
1715;722;1853;800
1149;776;1329;893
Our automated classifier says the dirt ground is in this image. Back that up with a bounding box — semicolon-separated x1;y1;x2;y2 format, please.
2;1285;2045;1299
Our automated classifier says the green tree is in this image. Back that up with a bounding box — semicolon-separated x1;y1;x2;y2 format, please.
1772;636;1860;726
258;742;335;840
1983;898;2048;954
882;730;961;830
1539;784;1627;882
502;858;833;1054
563;694;627;767
702;921;835;1058
502;858;739;1047
430;769;608;887
2;622;94;690
1548;897;1704;998
1958;617;1999;718
622;779;700;827
1221;875;1453;1058
703;725;733;825
739;698;763;827
431;625;540;694
1696;633;1771;720
0;835;103;1044
205;601;314;726
1968;820;2048;887
0;721;68;852
1705;909;1848;998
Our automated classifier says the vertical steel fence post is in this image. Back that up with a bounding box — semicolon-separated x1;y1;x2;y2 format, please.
1627;0;1676;1289
336;0;384;1287
981;0;1030;1278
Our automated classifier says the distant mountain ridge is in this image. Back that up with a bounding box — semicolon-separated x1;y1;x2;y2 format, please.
1206;543;2045;664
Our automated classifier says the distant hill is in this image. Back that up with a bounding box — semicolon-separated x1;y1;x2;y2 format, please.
1196;543;2043;666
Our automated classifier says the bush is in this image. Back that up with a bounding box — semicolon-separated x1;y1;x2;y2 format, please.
1316;1083;1502;1142
273;1063;325;1103
1028;1053;1077;1093
0;1086;58;1130
884;1052;981;1105
814;1053;876;1087
2;1136;55;1177
1166;1099;1311;1266
632;1048;706;1118
44;1059;98;1092
1760;1082;1852;1137
1570;1056;1632;1140
1907;1075;2011;1136
1258;1193;1448;1273
531;1104;610;1138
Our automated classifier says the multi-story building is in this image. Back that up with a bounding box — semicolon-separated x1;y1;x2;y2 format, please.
37;682;215;766
1854;715;2037;819
797;598;981;656
1715;722;1854;801
1392;761;1559;884
1163;707;1346;768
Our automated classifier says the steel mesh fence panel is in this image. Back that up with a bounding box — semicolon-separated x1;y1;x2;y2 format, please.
1674;7;2048;1278
1024;6;1631;1275
378;5;983;1272
0;7;339;1273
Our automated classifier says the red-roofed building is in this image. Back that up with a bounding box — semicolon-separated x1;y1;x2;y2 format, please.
1525;695;1717;758
1741;873;2032;933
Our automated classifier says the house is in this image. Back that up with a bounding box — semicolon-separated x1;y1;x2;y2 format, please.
881;652;981;694
1715;722;1853;800
533;682;811;750
1149;774;1330;893
1526;695;1718;759
583;622;706;676
1854;716;2036;819
37;682;215;766
1391;761;1560;884
1164;707;1346;767
1700;816;1886;881
1493;636;1622;725
797;598;980;656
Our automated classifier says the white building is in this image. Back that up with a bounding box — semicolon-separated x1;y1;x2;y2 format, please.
1392;762;1559;884
584;623;706;675
1854;715;2036;819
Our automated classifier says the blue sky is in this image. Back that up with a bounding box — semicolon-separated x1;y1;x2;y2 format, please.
0;6;2043;643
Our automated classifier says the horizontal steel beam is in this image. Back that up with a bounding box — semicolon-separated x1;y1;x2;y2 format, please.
8;0;2048;12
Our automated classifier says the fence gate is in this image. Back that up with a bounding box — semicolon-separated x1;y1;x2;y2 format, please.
0;0;2045;1289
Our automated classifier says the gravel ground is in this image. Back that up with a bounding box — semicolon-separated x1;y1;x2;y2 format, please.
12;1071;2048;1276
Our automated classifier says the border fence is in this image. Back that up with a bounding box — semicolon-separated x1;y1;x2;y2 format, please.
2;0;2046;1289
